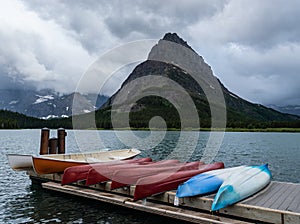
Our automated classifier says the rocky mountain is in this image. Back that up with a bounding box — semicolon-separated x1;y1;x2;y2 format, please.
269;105;300;116
0;89;108;119
98;33;299;129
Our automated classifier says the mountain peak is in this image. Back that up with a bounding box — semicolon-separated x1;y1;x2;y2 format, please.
162;32;193;51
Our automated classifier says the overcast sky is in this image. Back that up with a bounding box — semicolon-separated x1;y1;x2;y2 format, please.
0;0;299;106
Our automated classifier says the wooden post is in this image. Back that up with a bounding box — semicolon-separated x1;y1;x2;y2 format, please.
40;128;50;155
48;138;58;154
57;128;67;154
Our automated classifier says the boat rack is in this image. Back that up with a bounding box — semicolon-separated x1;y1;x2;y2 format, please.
27;169;300;224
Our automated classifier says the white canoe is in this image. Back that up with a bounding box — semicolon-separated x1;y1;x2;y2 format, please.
7;154;33;170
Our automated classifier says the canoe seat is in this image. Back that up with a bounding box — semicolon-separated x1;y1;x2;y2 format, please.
86;158;105;163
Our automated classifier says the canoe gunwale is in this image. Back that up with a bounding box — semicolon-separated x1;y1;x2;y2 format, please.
35;148;140;162
32;148;141;174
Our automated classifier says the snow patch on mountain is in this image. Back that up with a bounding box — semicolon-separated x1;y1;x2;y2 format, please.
33;95;54;104
9;100;18;105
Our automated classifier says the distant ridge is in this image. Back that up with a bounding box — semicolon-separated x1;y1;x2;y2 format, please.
0;89;108;119
269;105;300;116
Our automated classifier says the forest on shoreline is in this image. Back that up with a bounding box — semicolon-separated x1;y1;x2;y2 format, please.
1;109;300;132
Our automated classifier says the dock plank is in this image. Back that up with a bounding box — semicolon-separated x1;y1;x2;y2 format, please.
243;182;283;207
272;183;300;211
266;183;294;210
167;191;284;224
287;192;300;213
42;182;252;224
28;170;300;224
259;185;294;209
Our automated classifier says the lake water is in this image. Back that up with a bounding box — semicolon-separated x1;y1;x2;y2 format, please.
1;129;299;223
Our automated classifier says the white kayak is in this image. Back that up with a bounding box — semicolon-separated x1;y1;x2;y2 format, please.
211;164;271;211
176;165;246;198
7;154;33;170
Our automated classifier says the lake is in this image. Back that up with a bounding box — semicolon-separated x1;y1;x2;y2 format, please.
1;129;299;223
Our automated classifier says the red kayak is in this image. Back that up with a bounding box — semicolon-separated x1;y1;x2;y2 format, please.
85;160;181;186
61;157;152;185
110;161;205;190
133;162;224;201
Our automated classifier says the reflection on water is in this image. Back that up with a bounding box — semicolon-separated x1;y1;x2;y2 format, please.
0;129;299;223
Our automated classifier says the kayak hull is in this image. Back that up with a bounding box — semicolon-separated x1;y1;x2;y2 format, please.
134;162;224;201
211;164;272;211
176;166;246;198
110;161;204;189
85;160;180;186
61;157;152;185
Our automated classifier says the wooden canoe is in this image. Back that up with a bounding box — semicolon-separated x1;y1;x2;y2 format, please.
32;148;141;174
61;157;152;185
7;154;33;170
110;161;205;190
85;160;180;186
134;162;224;201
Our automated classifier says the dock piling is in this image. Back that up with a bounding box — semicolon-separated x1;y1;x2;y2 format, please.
39;128;67;155
57;128;67;154
48;138;58;154
39;128;49;155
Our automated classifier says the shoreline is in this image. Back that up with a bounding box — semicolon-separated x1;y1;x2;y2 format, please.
92;127;300;133
1;127;300;132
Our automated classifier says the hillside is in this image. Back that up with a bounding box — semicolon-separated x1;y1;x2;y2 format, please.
269;105;300;116
0;110;72;129
97;33;299;129
0;109;43;129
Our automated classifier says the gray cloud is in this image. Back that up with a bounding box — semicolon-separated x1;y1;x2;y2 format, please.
0;0;299;106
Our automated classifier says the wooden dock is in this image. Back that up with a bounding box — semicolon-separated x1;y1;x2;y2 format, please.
27;170;300;224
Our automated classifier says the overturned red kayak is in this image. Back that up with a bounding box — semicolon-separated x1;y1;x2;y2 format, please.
85;160;180;186
133;162;224;201
110;161;205;190
62;157;152;185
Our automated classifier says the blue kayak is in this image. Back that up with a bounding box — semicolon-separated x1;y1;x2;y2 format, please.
176;165;246;198
211;164;271;211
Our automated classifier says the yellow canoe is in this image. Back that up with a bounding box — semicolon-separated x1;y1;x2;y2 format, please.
32;149;141;174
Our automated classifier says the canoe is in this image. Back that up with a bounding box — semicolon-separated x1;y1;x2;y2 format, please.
110;161;205;190
61;157;152;185
7;154;33;170
32;148;141;174
85;160;180;186
133;162;224;201
176;165;246;198
211;164;272;211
